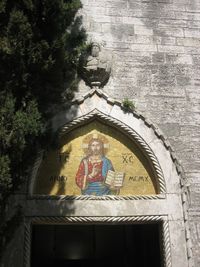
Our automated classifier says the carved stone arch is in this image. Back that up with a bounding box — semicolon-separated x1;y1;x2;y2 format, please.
58;109;166;196
29;90;184;200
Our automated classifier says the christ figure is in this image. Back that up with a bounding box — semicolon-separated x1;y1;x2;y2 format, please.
75;137;114;195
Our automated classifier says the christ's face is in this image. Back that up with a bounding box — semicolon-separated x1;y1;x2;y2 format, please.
89;140;102;155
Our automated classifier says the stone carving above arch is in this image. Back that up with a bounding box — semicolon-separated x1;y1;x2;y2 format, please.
79;42;112;88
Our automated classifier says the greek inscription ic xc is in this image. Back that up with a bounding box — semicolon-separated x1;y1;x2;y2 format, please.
122;153;134;164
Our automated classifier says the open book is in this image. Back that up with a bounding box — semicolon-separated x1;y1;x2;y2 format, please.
105;170;125;188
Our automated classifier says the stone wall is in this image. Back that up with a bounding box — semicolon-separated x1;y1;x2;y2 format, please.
78;0;200;266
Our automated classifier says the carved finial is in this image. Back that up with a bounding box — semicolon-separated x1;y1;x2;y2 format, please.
79;42;112;89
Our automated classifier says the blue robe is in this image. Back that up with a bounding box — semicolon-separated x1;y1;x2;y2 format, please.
82;156;114;196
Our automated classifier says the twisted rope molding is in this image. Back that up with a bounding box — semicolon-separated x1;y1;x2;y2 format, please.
162;221;172;267
28;194;165;200
23;222;31;267
59;109;166;194
23;215;171;267
30;215;165;224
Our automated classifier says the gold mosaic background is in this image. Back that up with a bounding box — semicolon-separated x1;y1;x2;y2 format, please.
33;121;157;195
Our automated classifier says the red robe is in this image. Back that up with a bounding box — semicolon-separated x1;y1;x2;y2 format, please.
76;159;103;189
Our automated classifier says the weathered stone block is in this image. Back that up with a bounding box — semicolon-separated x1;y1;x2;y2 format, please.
184;28;200;38
134;25;154;36
158;45;184;53
152;52;165;63
158;123;181;137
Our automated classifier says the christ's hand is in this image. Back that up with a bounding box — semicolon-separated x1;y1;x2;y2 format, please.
90;164;100;177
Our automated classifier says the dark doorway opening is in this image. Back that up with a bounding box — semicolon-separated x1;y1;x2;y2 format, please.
31;224;162;267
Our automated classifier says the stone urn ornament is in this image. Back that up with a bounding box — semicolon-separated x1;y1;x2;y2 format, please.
79;42;112;89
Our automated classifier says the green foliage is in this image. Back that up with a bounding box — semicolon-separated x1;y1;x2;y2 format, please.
0;0;86;107
0;0;86;198
0;0;86;260
0;91;44;200
0;156;11;196
122;98;135;111
0;0;86;197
